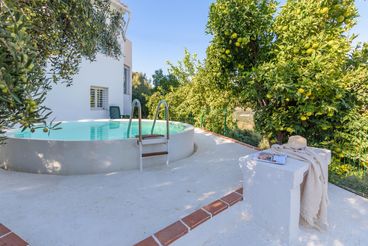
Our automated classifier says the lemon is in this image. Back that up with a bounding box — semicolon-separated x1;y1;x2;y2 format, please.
300;116;307;121
306;112;313;116
231;33;238;39
334;4;342;11
298;88;305;94
266;93;272;99
286;127;294;133
225;49;231;54
312;43;319;49
306;48;315;55
337;16;345;23
285;98;290;102
235;42;240;47
320;7;329;14
304;43;311;49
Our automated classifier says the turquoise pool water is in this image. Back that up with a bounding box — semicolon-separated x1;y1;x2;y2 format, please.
7;121;187;141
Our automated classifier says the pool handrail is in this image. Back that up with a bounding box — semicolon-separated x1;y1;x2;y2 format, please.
151;100;170;140
127;99;142;142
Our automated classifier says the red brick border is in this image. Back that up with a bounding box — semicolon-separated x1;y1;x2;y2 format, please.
0;224;28;246
181;209;210;230
134;187;243;246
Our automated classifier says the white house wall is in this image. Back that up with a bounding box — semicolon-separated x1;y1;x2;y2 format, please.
44;1;132;121
123;39;133;115
44;50;127;121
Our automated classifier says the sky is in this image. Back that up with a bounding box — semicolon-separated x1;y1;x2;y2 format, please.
123;0;368;79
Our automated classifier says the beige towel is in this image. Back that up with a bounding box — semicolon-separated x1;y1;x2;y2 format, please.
271;144;328;230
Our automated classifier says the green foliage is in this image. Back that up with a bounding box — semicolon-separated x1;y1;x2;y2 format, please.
0;0;124;134
206;0;367;148
152;69;180;95
167;49;201;85
254;0;361;144
147;51;237;133
226;129;262;147
0;7;48;133
132;72;152;118
329;159;368;198
206;0;276;101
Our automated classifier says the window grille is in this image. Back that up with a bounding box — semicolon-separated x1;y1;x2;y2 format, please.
90;86;108;110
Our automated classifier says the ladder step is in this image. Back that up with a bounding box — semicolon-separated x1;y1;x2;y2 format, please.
142;138;168;145
142;151;168;158
139;134;165;139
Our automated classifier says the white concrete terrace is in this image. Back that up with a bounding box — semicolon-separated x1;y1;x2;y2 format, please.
0;129;367;245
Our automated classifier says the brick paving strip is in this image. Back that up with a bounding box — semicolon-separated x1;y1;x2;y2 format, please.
0;224;29;246
134;187;243;246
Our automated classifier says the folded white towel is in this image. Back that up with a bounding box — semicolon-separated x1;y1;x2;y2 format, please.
271;137;328;230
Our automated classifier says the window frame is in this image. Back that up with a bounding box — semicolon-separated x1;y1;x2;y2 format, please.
90;86;109;111
124;65;131;95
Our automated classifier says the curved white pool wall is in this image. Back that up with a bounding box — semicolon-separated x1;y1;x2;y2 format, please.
0;120;194;175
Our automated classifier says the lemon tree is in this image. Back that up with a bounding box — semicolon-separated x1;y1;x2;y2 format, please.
207;0;367;145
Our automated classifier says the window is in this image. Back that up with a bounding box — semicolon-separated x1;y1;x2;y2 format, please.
124;65;130;95
90;86;108;110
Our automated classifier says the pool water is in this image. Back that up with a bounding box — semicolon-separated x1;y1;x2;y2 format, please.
7;121;187;141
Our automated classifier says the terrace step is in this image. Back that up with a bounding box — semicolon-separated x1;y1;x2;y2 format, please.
142;151;169;158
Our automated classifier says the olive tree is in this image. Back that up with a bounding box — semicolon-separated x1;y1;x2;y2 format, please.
0;0;125;134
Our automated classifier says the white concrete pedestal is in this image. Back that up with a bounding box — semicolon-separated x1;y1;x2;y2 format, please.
239;148;331;245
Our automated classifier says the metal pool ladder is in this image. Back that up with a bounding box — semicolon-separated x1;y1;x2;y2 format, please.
127;99;170;171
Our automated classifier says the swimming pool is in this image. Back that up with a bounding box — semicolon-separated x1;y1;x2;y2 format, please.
0;119;194;175
7;120;187;141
